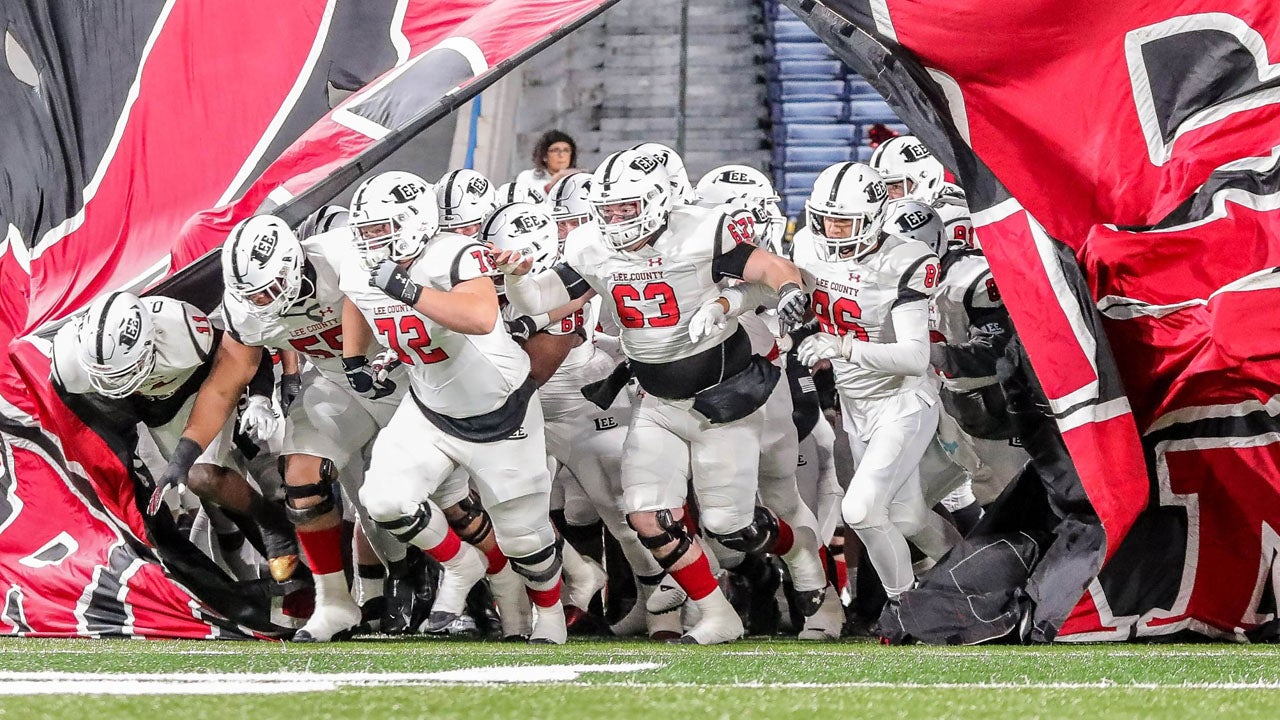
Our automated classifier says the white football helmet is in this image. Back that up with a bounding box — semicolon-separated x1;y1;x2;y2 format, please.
630;142;694;204
296;205;349;240
869;135;946;205
805;162;888;262
222;215;308;319
77;292;156;398
495;181;546;206
882;200;945;257
546;171;593;243
435;168;496;235
588;149;673;250
696;164;787;254
348;171;438;270
481;202;560;276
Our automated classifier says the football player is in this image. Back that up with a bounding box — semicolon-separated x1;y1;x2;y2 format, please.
893;201;1030;506
435;168;497;238
494;149;812;644
50;292;295;580
871;135;975;250
689;165;833;634
495;181;546;206
790;162;962;603
153;212;479;642
546;171;593;248
484;201;686;638
344;171;568;644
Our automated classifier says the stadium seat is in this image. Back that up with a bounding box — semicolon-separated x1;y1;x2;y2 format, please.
769;41;837;62
845;78;879;99
771;19;820;42
846;99;899;124
772;122;859;146
782;171;821;192
768;80;845;102
768;59;844;80
771;101;844;123
778;145;856;172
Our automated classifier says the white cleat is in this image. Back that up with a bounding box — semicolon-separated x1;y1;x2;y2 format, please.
647;605;685;641
782;544;828;611
488;562;533;640
609;595;647;637
798;586;843;641
423;546;487;634
565;556;608;610
676;590;743;645
529;600;568;645
644;574;688;614
293;596;361;643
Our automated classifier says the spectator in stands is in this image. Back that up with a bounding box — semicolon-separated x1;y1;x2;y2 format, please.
517;130;580;193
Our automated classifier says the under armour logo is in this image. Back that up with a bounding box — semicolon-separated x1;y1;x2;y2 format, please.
1126;13;1280;166
848;273;862;282
593;416;618;431
647;257;663;267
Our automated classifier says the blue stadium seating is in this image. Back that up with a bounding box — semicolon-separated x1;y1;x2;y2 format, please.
762;0;902;221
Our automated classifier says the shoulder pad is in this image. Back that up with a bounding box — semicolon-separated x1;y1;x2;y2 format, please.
419;232;493;290
49;323;92;394
887;239;942;300
150;297;215;366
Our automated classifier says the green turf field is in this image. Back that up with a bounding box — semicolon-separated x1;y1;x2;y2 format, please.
0;638;1277;719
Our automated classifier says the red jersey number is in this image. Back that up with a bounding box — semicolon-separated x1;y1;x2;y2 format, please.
374;316;448;365
811;289;869;342
288;325;344;359
560;309;585;334
611;282;680;329
727;215;756;245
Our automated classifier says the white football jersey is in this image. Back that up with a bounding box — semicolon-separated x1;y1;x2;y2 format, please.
561;204;755;364
224;229;352;387
929;250;1002;391
934;193;975;251
340;232;530;418
792;228;941;400
51;296;215;400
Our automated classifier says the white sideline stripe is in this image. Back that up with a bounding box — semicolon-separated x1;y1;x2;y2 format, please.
0;665;661;695
0;647;1269;659
0;672;1279;694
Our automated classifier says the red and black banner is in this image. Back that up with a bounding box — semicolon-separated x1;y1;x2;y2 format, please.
791;0;1280;640
0;0;616;637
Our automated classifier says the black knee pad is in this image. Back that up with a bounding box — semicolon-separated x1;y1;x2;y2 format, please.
707;505;779;555
283;481;336;525
374;503;431;544
629;509;694;571
508;540;562;584
447;492;493;545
